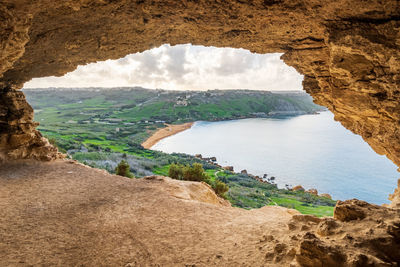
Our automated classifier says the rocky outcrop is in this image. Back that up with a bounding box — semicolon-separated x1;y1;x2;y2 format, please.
293;200;400;266
293;185;305;192
388;179;400;209
0;87;60;161
306;188;318;196
223;166;234;172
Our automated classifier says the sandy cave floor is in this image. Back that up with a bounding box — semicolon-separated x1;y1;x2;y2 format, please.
0;160;300;266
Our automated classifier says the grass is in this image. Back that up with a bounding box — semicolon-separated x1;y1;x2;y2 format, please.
270;197;334;217
153;164;170;176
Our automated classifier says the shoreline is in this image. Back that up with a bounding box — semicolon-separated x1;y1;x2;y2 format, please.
141;122;194;149
142;111;324;150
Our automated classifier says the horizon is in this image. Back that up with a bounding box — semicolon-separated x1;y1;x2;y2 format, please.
23;44;304;91
22;86;306;92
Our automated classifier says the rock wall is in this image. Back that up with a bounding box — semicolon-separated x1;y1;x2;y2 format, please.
0;1;399;195
0;87;60;161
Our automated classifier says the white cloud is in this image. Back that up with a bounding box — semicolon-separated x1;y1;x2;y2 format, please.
24;44;304;91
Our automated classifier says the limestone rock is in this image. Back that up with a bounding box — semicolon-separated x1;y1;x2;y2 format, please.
296;232;346;267
223;166;234;172
293;185;305;192
0;87;61;161
334;199;369;222
306;188;318;196
316;218;340;237
388;179;400;209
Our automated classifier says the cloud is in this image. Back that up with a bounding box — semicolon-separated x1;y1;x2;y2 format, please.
24;44;304;91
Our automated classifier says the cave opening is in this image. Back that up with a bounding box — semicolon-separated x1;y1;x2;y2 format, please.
19;44;399;208
2;1;400;265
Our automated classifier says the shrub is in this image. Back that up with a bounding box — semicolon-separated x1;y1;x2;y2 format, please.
182;163;208;182
168;163;184;180
115;160;134;178
212;179;229;197
168;163;228;198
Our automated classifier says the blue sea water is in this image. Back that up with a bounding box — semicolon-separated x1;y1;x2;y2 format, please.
152;111;399;204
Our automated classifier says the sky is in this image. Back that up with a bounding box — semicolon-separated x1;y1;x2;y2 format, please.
24;44;304;91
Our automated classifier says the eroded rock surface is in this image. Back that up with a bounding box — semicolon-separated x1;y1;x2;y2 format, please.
0;87;60;161
293;200;400;266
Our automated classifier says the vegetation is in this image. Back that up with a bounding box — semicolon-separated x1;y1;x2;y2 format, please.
24;87;323;153
115;160;134;178
182;163;209;182
168;163;184;180
23;87;335;217
212;179;230;197
168;163;229;198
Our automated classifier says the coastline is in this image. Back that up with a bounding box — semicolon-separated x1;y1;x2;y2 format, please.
142;111;323;150
142;122;194;149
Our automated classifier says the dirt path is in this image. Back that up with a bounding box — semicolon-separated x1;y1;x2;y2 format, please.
141;122;194;149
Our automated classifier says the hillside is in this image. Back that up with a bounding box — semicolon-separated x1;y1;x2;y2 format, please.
24;87;323;151
22;87;335;216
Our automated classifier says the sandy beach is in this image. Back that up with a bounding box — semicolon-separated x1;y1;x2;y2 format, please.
141;122;194;149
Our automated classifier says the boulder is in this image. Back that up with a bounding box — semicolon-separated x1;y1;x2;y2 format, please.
223;166;234;172
292;185;305;192
334;200;369;222
306;188;318;196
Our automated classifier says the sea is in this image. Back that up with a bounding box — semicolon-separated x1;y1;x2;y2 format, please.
152;111;399;205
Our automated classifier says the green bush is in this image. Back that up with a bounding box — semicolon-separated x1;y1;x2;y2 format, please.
115;160;134;178
168;163;229;198
168;163;184;180
212;179;229;197
182;163;208;182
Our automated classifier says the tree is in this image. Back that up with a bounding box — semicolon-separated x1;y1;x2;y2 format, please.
115;160;134;178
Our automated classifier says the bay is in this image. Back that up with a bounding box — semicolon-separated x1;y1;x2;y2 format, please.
152;111;399;204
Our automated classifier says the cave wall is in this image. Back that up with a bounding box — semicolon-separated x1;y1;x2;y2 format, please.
0;87;59;160
0;0;399;201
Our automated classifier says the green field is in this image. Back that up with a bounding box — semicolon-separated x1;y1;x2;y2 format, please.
24;87;335;216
